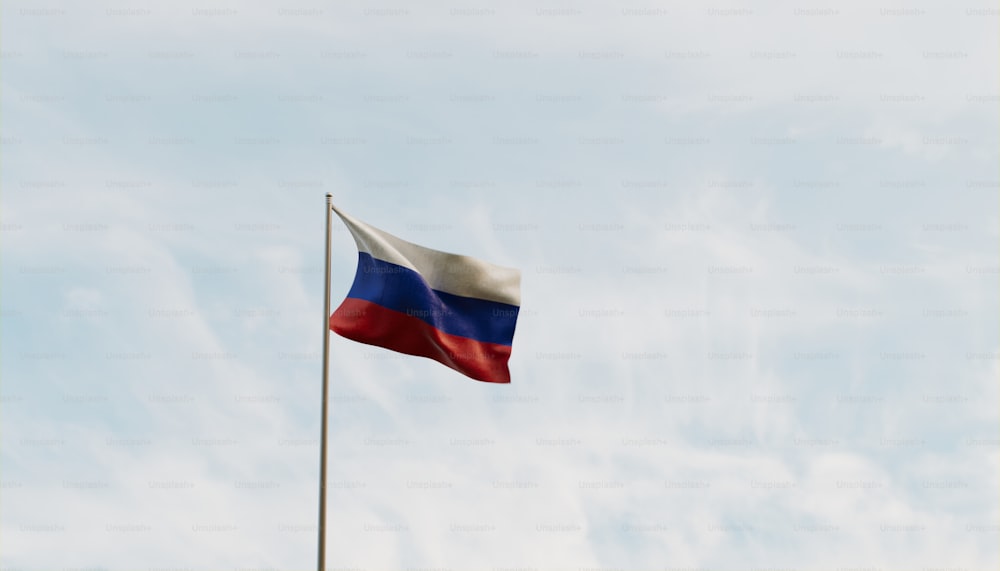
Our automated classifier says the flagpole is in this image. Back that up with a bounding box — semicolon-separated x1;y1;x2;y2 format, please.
318;193;333;571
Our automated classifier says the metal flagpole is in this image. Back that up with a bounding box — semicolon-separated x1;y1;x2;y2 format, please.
318;193;334;571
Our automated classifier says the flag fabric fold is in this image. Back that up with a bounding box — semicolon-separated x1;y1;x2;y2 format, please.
329;205;521;383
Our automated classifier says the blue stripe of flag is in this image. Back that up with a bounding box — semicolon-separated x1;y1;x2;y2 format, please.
344;252;519;346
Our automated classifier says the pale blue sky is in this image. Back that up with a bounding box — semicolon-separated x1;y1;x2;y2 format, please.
2;1;998;569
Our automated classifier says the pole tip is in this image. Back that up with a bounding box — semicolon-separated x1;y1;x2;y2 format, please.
325;193;333;198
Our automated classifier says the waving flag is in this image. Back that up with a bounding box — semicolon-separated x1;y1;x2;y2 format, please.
329;205;521;383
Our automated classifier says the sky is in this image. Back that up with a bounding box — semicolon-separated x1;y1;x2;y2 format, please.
1;1;998;570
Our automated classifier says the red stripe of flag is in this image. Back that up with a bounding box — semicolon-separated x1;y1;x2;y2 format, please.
330;298;513;384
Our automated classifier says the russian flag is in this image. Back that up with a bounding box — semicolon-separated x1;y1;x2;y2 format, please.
329;205;521;384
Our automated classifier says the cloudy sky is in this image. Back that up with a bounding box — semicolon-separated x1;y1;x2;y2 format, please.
2;1;998;570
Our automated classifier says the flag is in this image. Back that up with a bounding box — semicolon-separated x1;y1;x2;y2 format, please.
329;205;521;384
